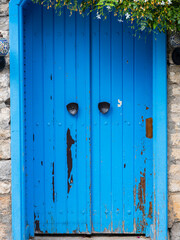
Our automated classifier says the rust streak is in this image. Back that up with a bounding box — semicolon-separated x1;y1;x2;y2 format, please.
67;128;75;194
148;201;153;219
133;218;137;233
137;169;147;231
146;117;153;139
134;185;136;207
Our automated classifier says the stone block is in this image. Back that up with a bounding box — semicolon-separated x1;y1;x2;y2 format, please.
170;222;180;240
168;147;180;162
168;133;180;147
0;139;11;160
0;107;10;131
0;161;11;181
0;3;9;16
169;193;180;225
0;181;11;194
169;161;180;192
0;70;9;89
0;87;10;104
0;16;9;31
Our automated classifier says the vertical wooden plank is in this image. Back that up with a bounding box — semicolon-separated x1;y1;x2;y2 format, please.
32;5;46;233
65;10;77;233
99;16;112;232
122;20;134;233
153;33;167;240
54;10;67;234
111;16;123;233
143;34;153;237
76;12;91;233
91;13;101;233
10;2;26;239
43;7;56;233
134;31;153;234
24;5;34;237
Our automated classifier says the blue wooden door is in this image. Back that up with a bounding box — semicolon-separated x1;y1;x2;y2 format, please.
91;14;153;234
24;5;153;236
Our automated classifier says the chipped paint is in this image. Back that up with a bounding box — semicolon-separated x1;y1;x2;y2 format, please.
34;213;42;233
35;220;40;232
146;117;153;139
52;162;55;202
141;145;145;156
117;99;122;107
67;128;75;194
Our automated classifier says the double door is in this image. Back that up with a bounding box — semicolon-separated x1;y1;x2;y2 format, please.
25;5;153;236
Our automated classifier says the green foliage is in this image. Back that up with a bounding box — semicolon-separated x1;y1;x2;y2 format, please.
33;0;180;33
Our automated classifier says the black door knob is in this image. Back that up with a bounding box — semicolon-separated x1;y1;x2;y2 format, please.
98;102;110;114
66;103;78;115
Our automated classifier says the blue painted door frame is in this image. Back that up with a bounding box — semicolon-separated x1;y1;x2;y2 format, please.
9;0;167;239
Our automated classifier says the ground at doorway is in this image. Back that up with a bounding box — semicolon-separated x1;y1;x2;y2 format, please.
35;236;149;240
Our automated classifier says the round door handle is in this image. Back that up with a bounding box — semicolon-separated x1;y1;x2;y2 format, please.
98;102;110;114
66;103;78;115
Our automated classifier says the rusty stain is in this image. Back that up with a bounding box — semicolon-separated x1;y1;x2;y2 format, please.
146;106;149;110
148;201;153;219
122;221;125;233
133;218;137;233
91;223;95;233
67;128;75;194
137;169;147;232
52;162;55;202
146;117;153;139
134;185;136;207
138;170;146;215
157;210;160;235
141;116;144;123
103;225;111;233
114;227;121;233
124;163;126;168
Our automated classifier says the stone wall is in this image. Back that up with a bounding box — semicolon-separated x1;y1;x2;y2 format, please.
0;1;180;239
168;43;180;240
